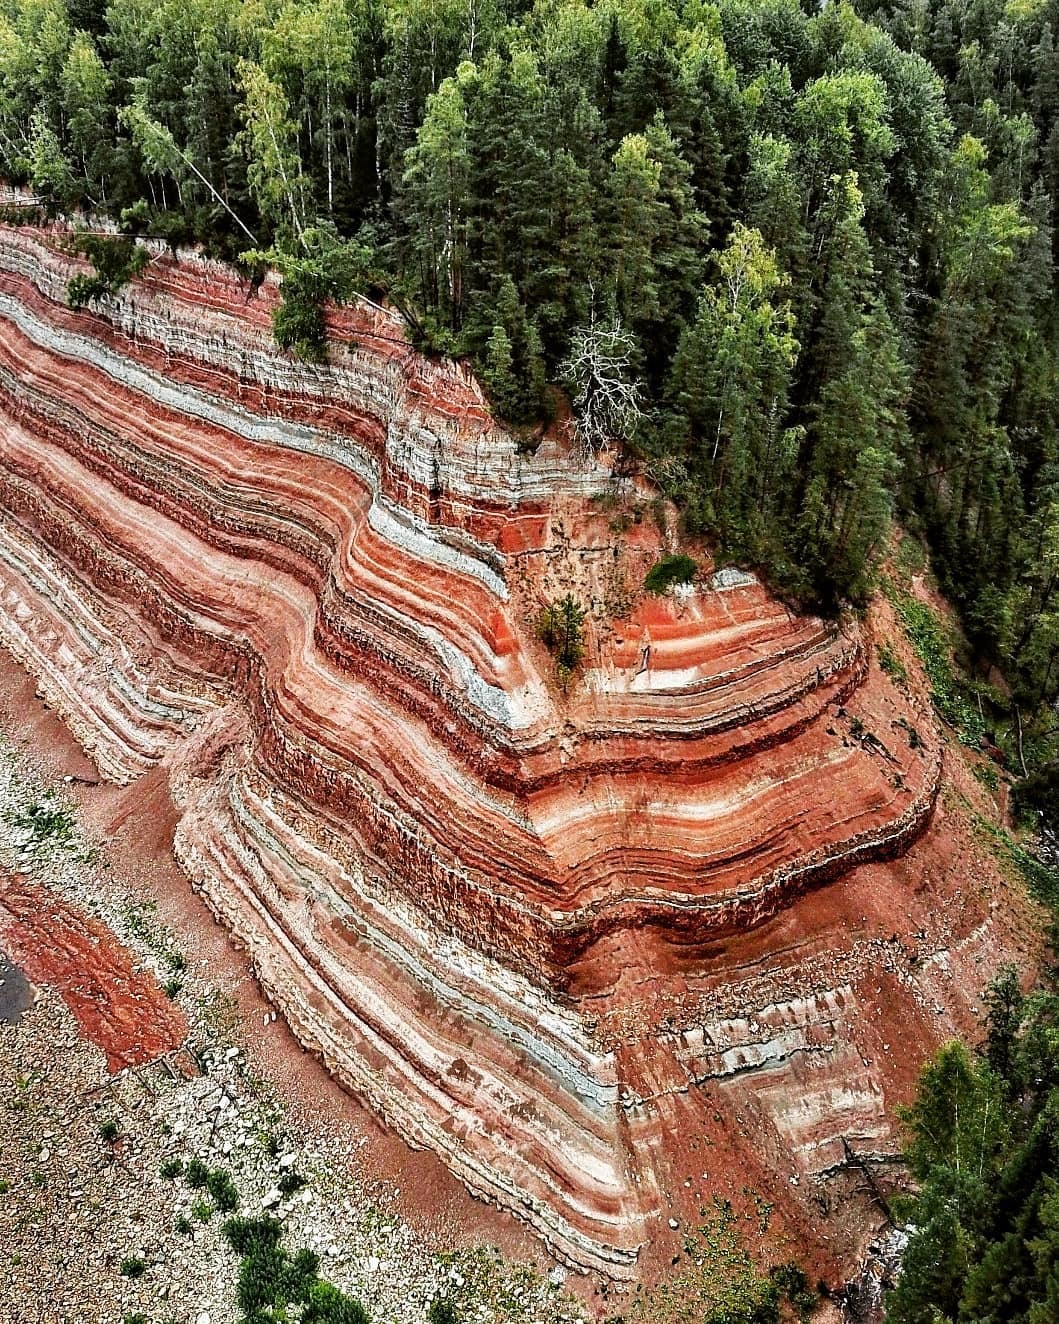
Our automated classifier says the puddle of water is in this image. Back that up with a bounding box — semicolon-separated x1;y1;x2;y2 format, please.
0;945;34;1024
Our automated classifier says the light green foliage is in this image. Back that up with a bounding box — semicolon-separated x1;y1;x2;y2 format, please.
886;584;985;747
972;810;1059;917
238;57;311;244
887;976;1059;1323
877;639;908;684
243;225;374;361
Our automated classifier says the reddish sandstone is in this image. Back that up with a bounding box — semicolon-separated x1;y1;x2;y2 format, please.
0;219;1037;1283
0;871;186;1071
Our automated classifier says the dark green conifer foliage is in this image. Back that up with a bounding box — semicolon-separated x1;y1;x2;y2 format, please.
5;0;1059;723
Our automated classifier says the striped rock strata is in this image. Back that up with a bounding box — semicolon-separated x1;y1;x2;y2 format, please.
0;223;942;1275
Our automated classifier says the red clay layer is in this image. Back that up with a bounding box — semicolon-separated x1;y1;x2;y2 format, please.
0;871;186;1071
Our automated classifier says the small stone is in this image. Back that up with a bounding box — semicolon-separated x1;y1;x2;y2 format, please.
197;1313;210;1324
667;1218;679;1230
262;1188;283;1209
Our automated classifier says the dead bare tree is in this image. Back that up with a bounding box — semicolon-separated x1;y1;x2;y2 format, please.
560;314;644;458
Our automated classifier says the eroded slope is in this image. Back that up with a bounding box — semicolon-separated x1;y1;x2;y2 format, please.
0;222;963;1275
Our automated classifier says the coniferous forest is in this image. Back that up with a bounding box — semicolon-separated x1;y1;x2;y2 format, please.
2;0;1059;731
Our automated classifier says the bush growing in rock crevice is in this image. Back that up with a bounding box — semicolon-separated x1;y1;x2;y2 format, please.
644;553;697;595
537;595;586;682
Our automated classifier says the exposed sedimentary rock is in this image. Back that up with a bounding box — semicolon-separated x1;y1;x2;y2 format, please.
0;221;965;1275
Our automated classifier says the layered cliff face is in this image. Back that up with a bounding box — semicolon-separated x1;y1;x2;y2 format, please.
0;221;990;1279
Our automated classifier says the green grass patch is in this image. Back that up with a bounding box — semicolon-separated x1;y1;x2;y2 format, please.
972;811;1059;915
124;900;186;982
644;553;698;595
877;638;908;685
222;1216;368;1324
885;583;985;747
10;798;75;844
894;531;928;579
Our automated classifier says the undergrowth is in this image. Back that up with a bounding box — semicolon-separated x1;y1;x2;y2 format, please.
222;1216;368;1324
9;798;75;843
123;899;186;996
972;810;1059;918
877;638;908;686
628;1199;815;1324
885;583;985;748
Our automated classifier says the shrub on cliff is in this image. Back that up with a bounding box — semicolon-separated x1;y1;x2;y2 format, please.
645;554;697;595
241;227;377;364
66;234;148;309
537;595;586;682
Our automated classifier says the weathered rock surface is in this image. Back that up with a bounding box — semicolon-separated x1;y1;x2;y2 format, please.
0;221;990;1279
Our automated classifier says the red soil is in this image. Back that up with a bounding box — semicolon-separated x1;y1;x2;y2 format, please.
0;868;186;1071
